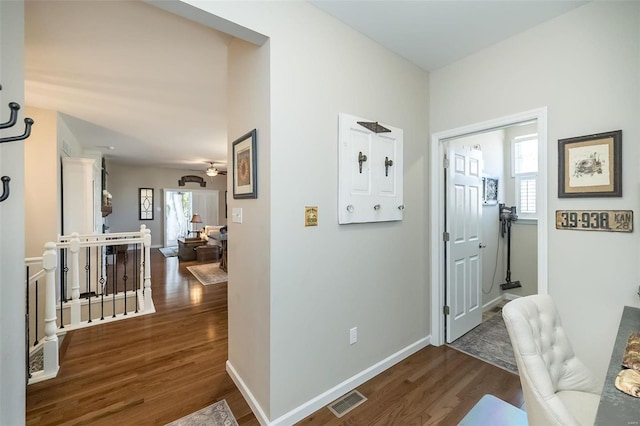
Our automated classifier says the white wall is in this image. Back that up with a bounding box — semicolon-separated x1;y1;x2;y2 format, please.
175;1;430;422
106;161;227;247
430;1;640;385
25;106;58;257
0;1;26;423
227;37;272;418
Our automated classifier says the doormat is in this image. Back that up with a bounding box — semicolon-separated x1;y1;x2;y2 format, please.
448;314;518;374
160;247;178;257
187;263;228;286
165;399;238;426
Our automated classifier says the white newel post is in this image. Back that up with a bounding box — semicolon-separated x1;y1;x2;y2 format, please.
42;242;59;377
68;232;81;325
142;226;152;311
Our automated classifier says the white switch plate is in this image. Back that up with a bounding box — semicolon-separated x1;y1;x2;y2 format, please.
349;327;357;345
232;207;243;223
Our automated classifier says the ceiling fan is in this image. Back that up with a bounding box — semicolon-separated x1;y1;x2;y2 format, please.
204;162;227;177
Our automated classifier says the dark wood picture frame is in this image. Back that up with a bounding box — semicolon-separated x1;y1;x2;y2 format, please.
139;187;154;220
232;129;257;199
558;130;622;198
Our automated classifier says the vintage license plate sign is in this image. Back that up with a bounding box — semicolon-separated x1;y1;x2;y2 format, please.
555;210;633;232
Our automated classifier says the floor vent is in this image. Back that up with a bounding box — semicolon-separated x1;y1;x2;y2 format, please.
327;390;367;418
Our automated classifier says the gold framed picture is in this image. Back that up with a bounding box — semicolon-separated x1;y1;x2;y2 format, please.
232;129;257;199
558;130;622;198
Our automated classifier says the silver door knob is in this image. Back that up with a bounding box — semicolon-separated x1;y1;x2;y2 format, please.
479;243;487;249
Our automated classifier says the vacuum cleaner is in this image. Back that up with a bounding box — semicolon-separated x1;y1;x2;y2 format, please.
499;203;521;290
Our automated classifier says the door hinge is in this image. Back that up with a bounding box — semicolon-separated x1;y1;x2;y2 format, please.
443;305;450;315
443;231;450;242
443;155;449;169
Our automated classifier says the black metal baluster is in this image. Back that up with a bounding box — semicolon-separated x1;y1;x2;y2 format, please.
34;279;39;345
134;245;139;313
60;248;67;329
25;266;31;381
123;246;128;315
100;245;105;320
86;247;92;323
112;246;116;318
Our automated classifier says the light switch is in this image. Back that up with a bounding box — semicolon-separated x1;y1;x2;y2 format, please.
232;207;243;223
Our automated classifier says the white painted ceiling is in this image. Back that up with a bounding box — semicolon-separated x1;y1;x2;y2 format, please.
310;1;586;71
24;0;586;170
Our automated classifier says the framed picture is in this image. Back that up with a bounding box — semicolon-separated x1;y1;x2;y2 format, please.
482;177;498;206
232;129;257;199
558;130;622;198
139;188;154;220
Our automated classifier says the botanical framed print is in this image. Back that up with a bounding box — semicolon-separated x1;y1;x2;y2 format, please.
139;188;154;220
232;129;257;199
482;177;499;206
558;130;622;198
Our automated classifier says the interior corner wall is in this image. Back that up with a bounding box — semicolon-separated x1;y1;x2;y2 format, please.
227;36;272;419
430;1;640;385
0;0;26;423
25;106;59;257
106;161;227;247
179;1;429;421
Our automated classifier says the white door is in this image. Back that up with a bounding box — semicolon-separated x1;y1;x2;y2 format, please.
446;142;483;343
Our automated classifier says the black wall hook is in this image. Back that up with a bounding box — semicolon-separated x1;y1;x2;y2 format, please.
0;102;20;129
0;117;34;144
0;176;10;203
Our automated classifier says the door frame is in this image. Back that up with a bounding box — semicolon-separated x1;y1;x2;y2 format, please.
430;107;549;345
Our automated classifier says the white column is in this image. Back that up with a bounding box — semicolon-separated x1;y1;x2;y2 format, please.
68;232;81;325
41;242;59;378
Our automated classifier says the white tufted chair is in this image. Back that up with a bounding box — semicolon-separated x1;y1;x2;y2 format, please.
502;295;601;426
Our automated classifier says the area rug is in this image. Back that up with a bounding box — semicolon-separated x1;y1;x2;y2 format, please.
186;263;228;286
159;247;178;257
448;313;518;374
166;399;238;426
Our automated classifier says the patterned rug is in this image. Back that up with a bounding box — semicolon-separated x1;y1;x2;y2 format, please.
187;263;228;286
159;247;178;257
166;399;238;426
448;313;518;374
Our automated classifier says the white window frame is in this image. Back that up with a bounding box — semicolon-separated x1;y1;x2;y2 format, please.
512;134;538;221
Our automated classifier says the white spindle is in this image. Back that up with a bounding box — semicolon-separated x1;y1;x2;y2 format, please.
41;242;59;378
142;226;152;311
68;232;81;325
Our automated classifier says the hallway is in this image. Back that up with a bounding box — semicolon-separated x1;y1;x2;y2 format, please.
26;250;258;425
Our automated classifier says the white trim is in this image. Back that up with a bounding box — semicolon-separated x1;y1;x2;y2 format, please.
227;336;431;425
503;292;521;301
482;295;504;312
430;107;548;346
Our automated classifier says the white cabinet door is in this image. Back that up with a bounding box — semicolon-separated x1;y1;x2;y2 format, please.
338;113;403;224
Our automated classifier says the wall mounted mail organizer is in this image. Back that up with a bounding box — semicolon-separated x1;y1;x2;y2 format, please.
338;113;404;224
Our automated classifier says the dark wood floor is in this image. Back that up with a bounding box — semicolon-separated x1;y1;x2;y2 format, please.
27;249;522;425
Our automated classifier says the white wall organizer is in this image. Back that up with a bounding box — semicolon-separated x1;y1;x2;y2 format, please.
338;113;404;224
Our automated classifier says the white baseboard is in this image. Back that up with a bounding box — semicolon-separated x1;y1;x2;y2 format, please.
503;292;521;301
482;295;504;312
151;244;162;248
227;335;431;426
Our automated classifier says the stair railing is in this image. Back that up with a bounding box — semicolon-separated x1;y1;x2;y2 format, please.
25;225;153;384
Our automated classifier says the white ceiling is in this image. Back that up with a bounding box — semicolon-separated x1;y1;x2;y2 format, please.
25;0;231;171
310;1;586;71
24;0;586;170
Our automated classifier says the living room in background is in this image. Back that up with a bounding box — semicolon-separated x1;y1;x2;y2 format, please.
163;189;219;247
